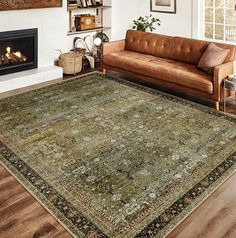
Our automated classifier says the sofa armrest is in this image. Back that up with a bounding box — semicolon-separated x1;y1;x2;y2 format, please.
213;61;234;101
102;40;125;55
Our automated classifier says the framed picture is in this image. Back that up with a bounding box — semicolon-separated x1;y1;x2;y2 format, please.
151;0;176;14
0;0;62;11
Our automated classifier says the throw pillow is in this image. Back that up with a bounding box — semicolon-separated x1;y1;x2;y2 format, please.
198;43;230;74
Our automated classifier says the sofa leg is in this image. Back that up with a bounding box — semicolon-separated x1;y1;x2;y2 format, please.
102;68;107;75
215;101;220;111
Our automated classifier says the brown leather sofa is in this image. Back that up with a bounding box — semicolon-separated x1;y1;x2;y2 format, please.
102;30;236;110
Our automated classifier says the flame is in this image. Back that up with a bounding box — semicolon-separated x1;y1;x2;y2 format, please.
4;46;27;62
14;51;22;59
6;47;11;54
5;47;11;58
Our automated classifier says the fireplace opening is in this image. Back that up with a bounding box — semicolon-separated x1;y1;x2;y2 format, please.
0;29;38;76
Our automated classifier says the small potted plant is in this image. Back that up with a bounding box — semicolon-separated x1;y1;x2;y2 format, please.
133;15;161;32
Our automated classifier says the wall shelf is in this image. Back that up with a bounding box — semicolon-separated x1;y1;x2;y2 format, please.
67;27;111;36
67;0;112;36
68;5;111;11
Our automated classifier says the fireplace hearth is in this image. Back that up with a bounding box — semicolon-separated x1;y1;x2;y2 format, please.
0;29;38;76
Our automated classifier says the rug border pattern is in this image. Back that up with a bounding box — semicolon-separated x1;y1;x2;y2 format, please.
0;72;235;238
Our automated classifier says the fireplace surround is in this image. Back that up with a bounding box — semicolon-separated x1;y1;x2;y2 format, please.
0;28;38;76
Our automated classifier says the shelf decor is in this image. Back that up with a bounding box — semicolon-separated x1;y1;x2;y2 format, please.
0;0;62;11
151;0;176;14
75;15;96;31
67;0;111;35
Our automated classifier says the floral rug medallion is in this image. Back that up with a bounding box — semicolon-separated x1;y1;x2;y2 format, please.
0;72;235;238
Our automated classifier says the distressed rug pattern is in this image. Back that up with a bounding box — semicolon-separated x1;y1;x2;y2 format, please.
0;73;235;238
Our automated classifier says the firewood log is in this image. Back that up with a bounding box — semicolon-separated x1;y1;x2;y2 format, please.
3;56;10;64
14;52;27;62
7;52;19;62
21;53;27;62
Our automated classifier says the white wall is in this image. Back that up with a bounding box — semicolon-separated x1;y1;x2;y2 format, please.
111;0;139;40
137;0;193;38
0;0;68;68
0;0;136;68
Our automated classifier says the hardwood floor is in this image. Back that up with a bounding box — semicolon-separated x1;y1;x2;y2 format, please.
0;166;72;238
168;173;236;238
0;72;235;238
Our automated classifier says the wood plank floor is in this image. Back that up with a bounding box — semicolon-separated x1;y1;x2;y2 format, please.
0;166;72;238
0;72;236;238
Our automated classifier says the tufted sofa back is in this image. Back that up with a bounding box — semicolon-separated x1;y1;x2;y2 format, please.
125;30;173;59
169;37;236;65
125;30;236;65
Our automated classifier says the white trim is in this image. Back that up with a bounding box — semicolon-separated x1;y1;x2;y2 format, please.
213;0;215;40
223;2;226;41
192;0;201;38
204;37;236;46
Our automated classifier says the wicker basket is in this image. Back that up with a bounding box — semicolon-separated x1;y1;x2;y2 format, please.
58;52;83;75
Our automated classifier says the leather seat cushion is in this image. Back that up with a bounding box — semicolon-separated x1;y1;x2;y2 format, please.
103;51;213;94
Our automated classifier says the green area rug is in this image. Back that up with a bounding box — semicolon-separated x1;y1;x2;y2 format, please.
0;72;235;238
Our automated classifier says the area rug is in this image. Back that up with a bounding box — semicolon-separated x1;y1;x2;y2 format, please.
0;72;235;238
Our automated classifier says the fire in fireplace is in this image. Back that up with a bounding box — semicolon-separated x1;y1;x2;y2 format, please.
0;29;38;76
1;46;27;65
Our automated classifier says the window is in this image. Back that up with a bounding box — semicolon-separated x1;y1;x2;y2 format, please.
204;0;236;43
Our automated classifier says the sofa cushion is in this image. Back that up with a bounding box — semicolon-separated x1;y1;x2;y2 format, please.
125;30;173;59
103;51;213;94
198;43;230;74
